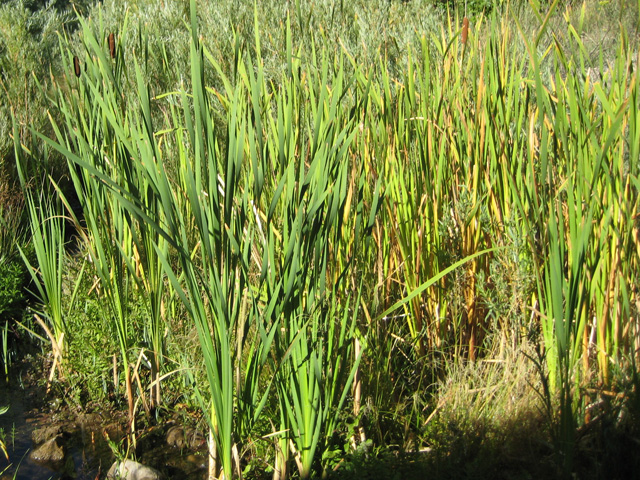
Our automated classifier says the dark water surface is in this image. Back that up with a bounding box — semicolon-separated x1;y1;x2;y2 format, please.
0;360;208;480
0;366;110;480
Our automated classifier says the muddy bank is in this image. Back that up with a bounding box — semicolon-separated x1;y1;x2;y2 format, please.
0;358;208;479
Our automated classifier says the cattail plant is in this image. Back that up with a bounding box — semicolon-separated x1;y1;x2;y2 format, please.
12;1;640;477
27;13;148;432
461;17;469;45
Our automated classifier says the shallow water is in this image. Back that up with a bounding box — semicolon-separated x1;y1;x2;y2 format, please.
0;361;208;480
0;367;110;480
1;374;57;479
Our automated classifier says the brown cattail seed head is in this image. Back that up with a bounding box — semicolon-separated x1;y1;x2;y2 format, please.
108;33;116;59
73;56;81;77
461;17;469;45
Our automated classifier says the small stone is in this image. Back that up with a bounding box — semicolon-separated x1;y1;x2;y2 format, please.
166;425;185;449
107;459;164;480
31;425;62;445
30;437;64;463
184;427;205;448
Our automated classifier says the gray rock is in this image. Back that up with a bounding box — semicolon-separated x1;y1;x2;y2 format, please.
107;459;164;480
30;437;64;463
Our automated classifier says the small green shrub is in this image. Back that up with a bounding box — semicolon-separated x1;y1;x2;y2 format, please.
61;251;129;408
0;257;26;321
0;172;28;322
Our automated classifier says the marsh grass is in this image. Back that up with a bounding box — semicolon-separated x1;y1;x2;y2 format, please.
14;174;75;389
8;0;640;478
427;341;552;477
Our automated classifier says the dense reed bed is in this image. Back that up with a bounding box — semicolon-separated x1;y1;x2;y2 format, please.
5;0;640;478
